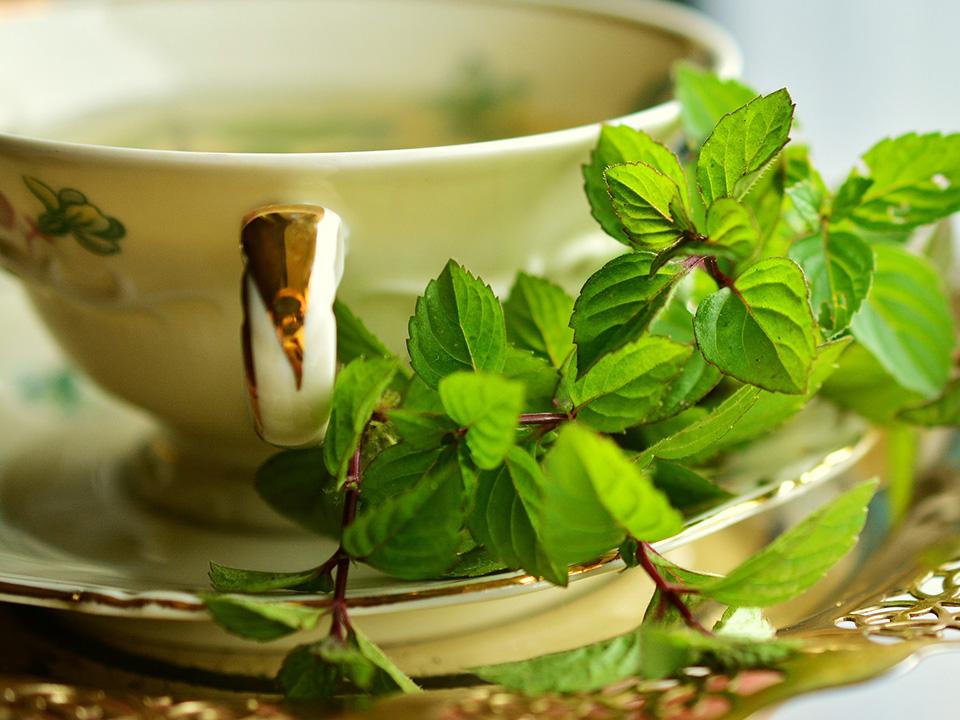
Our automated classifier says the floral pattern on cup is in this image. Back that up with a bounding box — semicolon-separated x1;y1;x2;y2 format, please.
23;176;125;256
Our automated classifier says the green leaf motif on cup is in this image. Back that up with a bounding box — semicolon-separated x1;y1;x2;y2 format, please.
23;176;125;256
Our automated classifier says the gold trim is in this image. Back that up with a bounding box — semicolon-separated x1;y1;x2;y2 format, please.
240;206;324;392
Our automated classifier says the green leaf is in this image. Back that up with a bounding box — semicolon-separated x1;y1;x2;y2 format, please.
441;545;508;578
438;372;524;469
254;448;343;538
323;357;401;487
278;630;419;701
694;258;816;394
697;89;795;207
407;260;507;388
203;595;323;642
789;231;874;335
504;273;575;367
850;244;955;397
208;562;332;594
708;339;851;450
821;342;926;424
387;408;457;449
502;346;559;412
470;447;567;585
652;461;732;514
899;379;960;426
360;444;444;507
696;480;877;606
333;299;395;364
831;174;873;222
639;626;798;680
569;336;692;432
343;447;465;579
353;626;421;694
570;252;684;374
675;63;757;147
472;630;645;694
638;385;762;463
605;162;693;249
646;351;722;423
539;424;682;564
705;197;760;260
471;624;797;694
583;125;690;243
847;132;960;230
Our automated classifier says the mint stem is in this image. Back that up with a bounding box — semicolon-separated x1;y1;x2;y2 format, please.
636;542;707;634
329;443;362;641
518;411;571;426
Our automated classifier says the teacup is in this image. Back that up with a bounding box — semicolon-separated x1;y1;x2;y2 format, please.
0;0;738;509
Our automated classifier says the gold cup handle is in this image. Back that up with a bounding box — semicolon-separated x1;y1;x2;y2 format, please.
240;205;344;447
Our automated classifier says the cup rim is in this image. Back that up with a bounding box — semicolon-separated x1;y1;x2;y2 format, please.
0;0;742;167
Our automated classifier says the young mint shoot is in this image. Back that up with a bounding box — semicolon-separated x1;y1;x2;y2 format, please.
203;65;960;702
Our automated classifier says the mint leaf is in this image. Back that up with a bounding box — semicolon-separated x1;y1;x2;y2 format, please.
707;339;850;451
697;89;795;207
570;252;684;374
407;260;507;387
254;448;343;538
438;372;524;469
652;461;732;514
472;624;796;694
647;351;722;423
705;197;760;260
694;258;816;394
279;630;419;701
360;444;443;507
442;545;508;578
821;342;926;424
204;595;323;642
539;424;682;564
353;626;421;694
208;562;332;594
639;385;762;463
696;480;877;606
851;244;954;397
846;132;960;230
569;336;692;432
334;299;395;364
470;447;567;585
343;447;465;579
899;379;960;426
504;273;575;367
831;174;873;222
387;408;457;449
583;125;690;243
323;357;401;487
605;162;693;249
502;346;559;411
472;630;644;694
789;230;874;335
675;63;757;147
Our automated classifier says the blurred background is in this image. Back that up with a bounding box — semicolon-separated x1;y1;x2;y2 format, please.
694;0;960;181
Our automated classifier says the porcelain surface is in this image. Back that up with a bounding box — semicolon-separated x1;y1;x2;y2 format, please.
0;0;740;457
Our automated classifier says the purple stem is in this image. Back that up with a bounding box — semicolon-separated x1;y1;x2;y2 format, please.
636;542;707;634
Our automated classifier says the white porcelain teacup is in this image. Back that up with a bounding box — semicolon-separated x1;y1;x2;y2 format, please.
0;0;738;494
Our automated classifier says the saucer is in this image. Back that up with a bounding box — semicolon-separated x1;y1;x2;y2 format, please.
0;273;874;674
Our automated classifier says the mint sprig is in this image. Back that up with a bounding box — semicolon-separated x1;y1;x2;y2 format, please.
200;67;960;703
